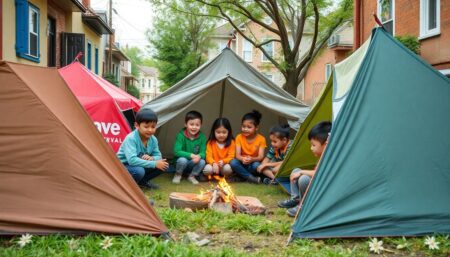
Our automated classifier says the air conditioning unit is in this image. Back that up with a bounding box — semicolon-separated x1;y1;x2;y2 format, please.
328;34;340;47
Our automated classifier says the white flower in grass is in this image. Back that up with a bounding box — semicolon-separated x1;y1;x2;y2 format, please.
100;236;113;250
368;238;384;254
424;236;439;250
17;234;33;248
68;238;79;250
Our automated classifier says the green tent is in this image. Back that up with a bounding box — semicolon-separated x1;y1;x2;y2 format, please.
275;78;332;193
291;28;450;238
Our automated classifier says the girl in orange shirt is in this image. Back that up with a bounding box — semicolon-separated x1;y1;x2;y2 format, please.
230;110;267;184
203;118;235;177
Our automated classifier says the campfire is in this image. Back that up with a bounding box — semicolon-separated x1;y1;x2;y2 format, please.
169;176;266;215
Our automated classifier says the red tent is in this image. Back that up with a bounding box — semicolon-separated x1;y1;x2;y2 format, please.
59;62;143;152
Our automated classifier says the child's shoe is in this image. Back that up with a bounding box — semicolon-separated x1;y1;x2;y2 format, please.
172;174;182;184
262;178;279;185
246;175;261;184
277;198;299;208
188;176;199;185
287;205;299;217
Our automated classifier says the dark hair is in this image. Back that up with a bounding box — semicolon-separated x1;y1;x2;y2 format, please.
270;124;290;139
241;110;262;126
185;110;203;123
208;118;234;147
308;121;332;144
135;108;158;124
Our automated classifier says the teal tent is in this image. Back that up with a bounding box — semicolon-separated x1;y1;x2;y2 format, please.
292;28;450;239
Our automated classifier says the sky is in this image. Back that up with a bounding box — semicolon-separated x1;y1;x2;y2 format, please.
91;0;154;53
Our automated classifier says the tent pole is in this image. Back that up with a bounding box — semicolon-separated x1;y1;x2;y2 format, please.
219;79;226;118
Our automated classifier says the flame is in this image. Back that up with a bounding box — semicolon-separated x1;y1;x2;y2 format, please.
214;176;235;203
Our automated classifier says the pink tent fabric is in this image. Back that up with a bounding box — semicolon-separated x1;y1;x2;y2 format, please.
59;62;142;152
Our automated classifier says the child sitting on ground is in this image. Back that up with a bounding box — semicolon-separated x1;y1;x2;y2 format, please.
230;110;266;184
172;110;207;185
117;108;169;190
203;118;235;178
277;121;332;217
257;124;292;185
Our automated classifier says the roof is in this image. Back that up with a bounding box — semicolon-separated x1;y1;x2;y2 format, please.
50;0;86;12
139;66;158;77
82;13;114;35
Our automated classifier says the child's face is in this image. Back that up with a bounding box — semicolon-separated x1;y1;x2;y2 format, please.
185;118;202;136
215;126;229;143
269;134;288;151
241;120;257;137
310;138;326;157
135;121;157;139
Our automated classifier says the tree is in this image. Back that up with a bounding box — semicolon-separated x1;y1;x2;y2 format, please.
148;2;216;91
121;46;143;77
154;0;352;96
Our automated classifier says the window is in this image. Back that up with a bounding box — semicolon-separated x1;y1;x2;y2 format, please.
15;1;41;62
377;0;394;35
420;0;440;38
243;39;252;62
261;39;274;62
94;48;99;74
141;78;145;87
86;42;92;69
148;79;152;88
325;63;332;81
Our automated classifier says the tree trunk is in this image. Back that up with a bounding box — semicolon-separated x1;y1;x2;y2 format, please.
283;71;300;98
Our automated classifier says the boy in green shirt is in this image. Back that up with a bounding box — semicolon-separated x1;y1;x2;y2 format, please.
172;111;207;185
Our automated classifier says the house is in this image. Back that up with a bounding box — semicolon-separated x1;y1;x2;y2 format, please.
302;22;353;105
208;19;313;90
1;0;112;75
354;0;450;77
138;65;161;103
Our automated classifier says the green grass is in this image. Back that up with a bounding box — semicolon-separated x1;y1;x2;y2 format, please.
1;173;449;256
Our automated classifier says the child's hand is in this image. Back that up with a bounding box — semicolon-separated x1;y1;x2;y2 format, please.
141;154;153;161
212;163;220;174
242;156;251;165
218;160;224;167
290;171;301;181
191;154;200;164
156;159;169;171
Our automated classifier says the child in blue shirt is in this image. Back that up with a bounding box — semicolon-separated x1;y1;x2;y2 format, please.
117;108;169;190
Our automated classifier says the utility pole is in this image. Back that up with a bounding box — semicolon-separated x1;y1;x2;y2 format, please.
108;0;113;75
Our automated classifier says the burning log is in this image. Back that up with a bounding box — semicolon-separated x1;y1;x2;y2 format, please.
169;176;267;215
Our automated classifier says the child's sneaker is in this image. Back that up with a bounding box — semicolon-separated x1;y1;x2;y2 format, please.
287;205;299;217
262;178;279;185
277;198;299;208
172;174;182;184
188;176;199;185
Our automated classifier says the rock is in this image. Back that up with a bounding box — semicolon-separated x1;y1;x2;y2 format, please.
195;238;210;247
184;208;193;212
184;232;200;243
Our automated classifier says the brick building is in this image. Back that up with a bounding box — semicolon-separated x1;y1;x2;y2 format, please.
302;22;353;105
354;0;450;76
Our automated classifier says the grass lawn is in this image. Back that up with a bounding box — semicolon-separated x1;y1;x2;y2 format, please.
1;173;448;256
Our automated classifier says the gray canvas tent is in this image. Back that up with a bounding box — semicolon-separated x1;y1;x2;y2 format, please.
291;28;450;239
143;48;309;157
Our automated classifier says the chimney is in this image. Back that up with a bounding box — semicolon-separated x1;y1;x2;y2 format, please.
82;0;90;8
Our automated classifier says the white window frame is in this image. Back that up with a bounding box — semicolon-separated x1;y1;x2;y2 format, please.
377;0;395;36
325;63;332;81
242;39;252;62
261;39;274;62
419;0;440;39
28;5;39;58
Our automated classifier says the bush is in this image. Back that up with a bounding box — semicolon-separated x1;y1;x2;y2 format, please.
103;73;119;87
126;84;140;98
395;35;421;54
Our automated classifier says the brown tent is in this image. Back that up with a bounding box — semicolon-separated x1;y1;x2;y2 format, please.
0;61;168;235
